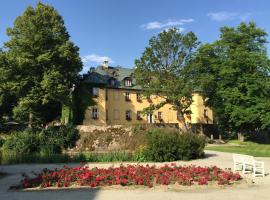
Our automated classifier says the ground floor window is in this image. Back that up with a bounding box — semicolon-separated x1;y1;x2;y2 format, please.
137;111;142;120
158;112;162;120
126;110;132;121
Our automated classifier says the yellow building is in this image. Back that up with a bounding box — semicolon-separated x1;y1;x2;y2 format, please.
82;61;213;129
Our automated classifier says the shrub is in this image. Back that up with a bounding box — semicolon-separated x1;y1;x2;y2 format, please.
140;128;205;162
1;125;79;155
2;128;39;154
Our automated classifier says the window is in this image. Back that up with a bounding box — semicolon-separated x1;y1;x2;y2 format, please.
158;112;162;120
125;92;131;101
92;108;98;119
124;78;132;87
147;95;152;102
109;78;116;86
92;87;99;97
106;109;108;121
177;111;183;120
137;111;142;120
126;110;132;121
204;109;208;118
136;93;142;102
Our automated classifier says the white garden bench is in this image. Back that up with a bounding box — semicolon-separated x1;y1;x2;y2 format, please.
233;153;265;177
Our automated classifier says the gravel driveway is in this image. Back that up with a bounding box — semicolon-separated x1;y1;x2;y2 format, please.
0;150;269;200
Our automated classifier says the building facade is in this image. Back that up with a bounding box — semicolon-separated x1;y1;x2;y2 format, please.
82;61;213;128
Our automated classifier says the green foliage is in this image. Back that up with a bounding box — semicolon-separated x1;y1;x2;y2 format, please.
2;129;39;154
2;2;82;126
2;125;79;155
135;28;200;131
0;151;133;165
139;128;205;162
192;22;270;135
72;82;97;124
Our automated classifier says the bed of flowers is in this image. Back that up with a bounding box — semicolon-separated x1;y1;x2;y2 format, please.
15;164;242;190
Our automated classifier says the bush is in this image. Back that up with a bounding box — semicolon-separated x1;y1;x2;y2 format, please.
1;125;79;155
2;128;39;154
140;128;205;162
39;125;79;154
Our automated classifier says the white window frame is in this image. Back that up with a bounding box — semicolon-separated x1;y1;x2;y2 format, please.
124;79;132;87
126;110;132;120
92;108;98;119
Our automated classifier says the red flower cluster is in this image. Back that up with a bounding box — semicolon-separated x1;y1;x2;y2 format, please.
19;164;241;189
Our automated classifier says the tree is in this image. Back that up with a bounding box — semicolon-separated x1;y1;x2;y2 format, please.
0;50;17;119
192;22;270;138
135;28;200;131
2;2;82;126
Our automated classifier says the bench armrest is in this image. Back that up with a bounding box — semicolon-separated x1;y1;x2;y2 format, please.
254;161;264;167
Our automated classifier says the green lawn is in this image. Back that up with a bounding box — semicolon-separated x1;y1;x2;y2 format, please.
206;140;270;157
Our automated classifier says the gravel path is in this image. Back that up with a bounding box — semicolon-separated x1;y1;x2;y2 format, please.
0;150;269;200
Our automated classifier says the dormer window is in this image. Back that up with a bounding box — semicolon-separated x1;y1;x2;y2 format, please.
109;78;116;87
92;87;99;97
124;78;132;87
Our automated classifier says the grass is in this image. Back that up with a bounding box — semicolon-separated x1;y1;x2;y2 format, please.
0;151;135;165
206;140;270;157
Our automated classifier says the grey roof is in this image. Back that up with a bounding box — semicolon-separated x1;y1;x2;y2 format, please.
85;66;142;90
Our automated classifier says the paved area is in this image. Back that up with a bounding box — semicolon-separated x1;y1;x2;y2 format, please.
0;150;269;200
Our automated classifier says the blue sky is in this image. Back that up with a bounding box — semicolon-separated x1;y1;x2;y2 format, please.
0;0;270;73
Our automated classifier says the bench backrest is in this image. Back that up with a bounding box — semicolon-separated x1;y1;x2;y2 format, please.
233;153;254;163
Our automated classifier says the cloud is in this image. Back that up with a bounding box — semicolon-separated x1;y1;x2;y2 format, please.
82;54;114;64
162;27;185;33
141;19;194;30
80;54;115;74
207;11;252;21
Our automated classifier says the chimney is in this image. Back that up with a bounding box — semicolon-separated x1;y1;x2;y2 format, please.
89;67;95;73
102;60;109;68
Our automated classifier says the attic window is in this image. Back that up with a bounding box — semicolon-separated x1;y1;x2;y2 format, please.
124;78;132;87
109;78;116;86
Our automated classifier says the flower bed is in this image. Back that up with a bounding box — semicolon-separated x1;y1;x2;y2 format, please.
17;164;241;189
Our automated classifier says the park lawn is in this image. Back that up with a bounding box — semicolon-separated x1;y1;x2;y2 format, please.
206;140;270;157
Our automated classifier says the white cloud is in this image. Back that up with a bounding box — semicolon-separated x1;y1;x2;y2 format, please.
141;19;194;30
207;11;252;21
162;27;185;33
82;54;114;64
80;54;115;74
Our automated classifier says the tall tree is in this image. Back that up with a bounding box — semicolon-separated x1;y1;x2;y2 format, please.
135;28;200;131
192;22;270;138
3;2;82;126
0;50;17;118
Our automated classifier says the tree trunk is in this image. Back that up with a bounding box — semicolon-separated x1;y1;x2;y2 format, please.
178;111;188;133
28;112;33;128
237;132;244;141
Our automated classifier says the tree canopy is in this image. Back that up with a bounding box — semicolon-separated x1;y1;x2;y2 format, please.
192;22;270;136
135;28;200;130
1;2;82;125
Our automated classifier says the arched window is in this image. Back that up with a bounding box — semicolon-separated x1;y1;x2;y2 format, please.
124;78;132;87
